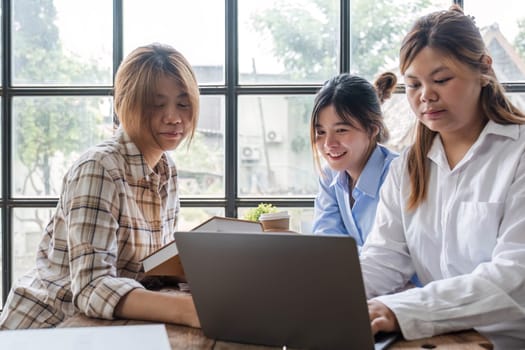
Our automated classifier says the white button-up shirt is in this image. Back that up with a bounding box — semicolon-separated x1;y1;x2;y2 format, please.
360;121;525;348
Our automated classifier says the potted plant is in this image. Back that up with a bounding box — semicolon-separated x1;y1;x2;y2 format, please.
244;203;291;232
243;203;278;222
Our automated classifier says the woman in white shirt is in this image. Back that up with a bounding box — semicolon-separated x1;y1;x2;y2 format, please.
362;5;525;348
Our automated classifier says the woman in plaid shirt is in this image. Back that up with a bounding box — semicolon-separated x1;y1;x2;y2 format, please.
0;43;201;329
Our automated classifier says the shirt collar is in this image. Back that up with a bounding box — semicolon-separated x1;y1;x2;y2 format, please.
329;145;387;198
354;145;388;198
116;127;172;182
482;119;520;140
427;136;447;168
428;120;520;167
330;170;348;189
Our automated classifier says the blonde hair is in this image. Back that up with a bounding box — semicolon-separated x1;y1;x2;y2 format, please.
400;5;525;210
114;43;200;143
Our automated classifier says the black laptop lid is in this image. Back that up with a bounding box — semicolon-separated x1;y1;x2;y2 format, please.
175;231;375;350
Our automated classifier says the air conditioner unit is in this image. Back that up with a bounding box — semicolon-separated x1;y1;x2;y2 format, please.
265;130;282;143
240;146;261;161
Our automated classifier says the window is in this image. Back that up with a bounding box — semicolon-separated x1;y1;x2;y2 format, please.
465;0;525;83
2;0;525;305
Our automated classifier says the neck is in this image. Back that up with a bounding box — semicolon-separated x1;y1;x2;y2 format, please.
346;143;376;184
440;120;486;169
129;132;163;169
346;162;365;189
144;153;162;170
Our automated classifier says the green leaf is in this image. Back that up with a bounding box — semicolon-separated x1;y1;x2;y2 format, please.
243;203;278;221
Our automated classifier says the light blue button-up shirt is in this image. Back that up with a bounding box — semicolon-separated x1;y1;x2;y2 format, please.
312;144;398;246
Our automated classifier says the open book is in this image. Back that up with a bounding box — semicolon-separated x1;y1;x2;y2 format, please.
141;216;263;281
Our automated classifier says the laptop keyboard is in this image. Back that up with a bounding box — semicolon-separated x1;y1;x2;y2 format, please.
374;332;400;350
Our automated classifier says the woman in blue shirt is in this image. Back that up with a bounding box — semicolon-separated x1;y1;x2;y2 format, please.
311;72;398;247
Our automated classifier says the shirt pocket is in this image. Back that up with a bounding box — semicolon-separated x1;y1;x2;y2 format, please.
455;201;504;264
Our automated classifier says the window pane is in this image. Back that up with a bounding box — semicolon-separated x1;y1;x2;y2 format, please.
382;94;417;153
178;207;225;231
507;93;525;113
12;208;54;283
350;0;450;81
0;210;2;302
172;96;225;197
12;96;114;197
0;2;2;83
123;0;225;85
12;0;112;86
238;207;314;233
0;98;2;197
239;0;339;84
238;95;317;196
465;0;525;82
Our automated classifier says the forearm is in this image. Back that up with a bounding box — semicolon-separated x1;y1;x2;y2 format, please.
114;288;200;328
376;274;524;340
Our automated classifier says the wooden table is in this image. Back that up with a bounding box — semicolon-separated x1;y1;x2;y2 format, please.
389;331;492;349
58;314;492;349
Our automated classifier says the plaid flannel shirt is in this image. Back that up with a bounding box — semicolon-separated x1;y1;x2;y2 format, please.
0;128;179;329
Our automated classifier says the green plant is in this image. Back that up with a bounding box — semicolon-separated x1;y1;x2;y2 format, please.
243;203;278;222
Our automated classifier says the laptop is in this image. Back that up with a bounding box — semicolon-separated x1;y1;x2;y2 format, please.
174;231;399;350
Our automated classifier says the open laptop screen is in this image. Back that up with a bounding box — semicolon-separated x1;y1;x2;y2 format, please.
175;231;384;349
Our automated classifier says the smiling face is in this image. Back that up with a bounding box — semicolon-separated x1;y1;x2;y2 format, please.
404;47;486;142
314;104;373;179
129;75;192;168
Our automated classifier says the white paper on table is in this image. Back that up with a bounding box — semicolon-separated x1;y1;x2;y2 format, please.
0;324;171;350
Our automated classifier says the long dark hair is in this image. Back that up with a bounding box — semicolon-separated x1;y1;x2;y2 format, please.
310;72;397;173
